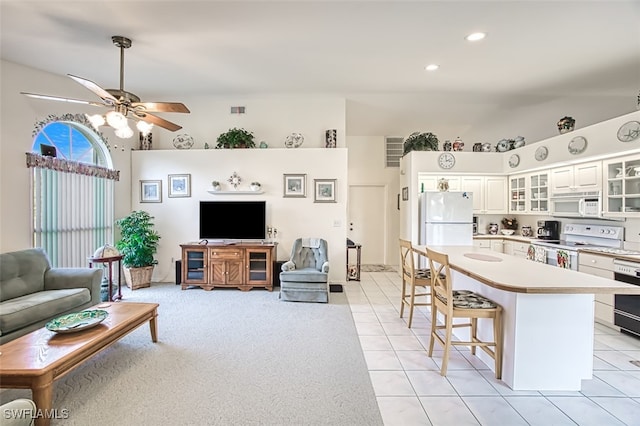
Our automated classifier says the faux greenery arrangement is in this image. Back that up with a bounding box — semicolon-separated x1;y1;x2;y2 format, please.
501;217;518;230
216;127;256;149
403;131;439;155
115;210;160;268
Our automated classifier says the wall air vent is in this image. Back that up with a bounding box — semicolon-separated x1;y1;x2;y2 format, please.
230;106;246;114
385;136;404;167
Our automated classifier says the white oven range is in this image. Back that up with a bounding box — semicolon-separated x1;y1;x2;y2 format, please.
531;224;639;270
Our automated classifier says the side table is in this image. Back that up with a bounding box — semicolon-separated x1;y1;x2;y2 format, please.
346;244;362;281
88;255;123;302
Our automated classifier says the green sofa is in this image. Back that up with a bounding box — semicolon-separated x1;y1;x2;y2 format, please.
0;248;102;344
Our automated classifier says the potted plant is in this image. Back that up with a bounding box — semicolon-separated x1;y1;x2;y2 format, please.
211;180;221;191
250;181;261;191
115;210;160;290
216;127;256;149
403;131;439;155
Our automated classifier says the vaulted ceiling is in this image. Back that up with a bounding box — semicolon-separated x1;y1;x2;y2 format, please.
2;1;639;143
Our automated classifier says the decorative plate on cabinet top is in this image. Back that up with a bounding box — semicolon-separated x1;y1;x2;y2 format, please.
617;120;640;142
508;154;520;168
568;136;587;155
496;139;510;152
284;133;304;148
535;146;548;161
173;134;194;149
46;310;108;333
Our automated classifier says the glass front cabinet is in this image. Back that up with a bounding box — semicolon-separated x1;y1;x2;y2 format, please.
603;155;640;216
509;175;526;213
528;172;549;214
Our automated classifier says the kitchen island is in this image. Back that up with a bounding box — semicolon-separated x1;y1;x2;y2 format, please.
416;244;640;391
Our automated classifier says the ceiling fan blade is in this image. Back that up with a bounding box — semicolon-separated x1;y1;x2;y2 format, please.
21;92;106;107
67;74;118;105
134;111;182;132
132;102;190;113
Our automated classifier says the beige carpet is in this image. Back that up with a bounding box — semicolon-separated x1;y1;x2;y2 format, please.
1;284;383;426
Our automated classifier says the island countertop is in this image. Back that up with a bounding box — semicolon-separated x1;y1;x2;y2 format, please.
415;245;640;295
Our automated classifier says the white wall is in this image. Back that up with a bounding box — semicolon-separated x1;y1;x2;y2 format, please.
132;148;347;283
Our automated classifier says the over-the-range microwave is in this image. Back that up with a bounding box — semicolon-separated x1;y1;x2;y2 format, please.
550;191;602;218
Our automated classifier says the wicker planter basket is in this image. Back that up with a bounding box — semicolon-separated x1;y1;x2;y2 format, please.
123;265;154;290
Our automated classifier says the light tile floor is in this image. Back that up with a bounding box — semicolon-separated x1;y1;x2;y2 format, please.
345;270;640;426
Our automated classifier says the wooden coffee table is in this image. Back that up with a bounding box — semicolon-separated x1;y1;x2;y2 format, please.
0;302;158;426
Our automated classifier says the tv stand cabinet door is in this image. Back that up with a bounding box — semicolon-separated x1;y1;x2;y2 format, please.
245;247;274;290
210;248;244;286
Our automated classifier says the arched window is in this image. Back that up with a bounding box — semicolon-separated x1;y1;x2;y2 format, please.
29;114;117;268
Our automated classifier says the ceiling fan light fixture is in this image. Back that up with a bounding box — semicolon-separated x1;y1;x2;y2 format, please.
136;120;153;136
105;110;128;130
86;113;105;129
115;125;134;139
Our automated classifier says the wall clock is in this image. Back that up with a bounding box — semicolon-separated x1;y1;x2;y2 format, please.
617;120;640;142
438;152;455;169
568;136;587;155
535;146;548;161
508;154;520;168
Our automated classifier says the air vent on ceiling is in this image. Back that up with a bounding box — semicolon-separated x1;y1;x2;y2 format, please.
230;106;246;114
385;136;404;167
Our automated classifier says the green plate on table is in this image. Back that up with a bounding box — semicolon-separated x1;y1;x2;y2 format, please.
46;310;108;333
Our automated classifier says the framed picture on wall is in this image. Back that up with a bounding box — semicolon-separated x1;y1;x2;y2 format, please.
314;179;336;203
283;174;307;198
168;174;191;198
140;180;162;203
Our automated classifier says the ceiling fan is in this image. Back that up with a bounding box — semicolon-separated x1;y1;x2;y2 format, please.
21;35;190;135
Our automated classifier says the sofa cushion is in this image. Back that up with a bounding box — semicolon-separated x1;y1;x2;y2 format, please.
280;268;328;283
0;248;49;302
0;288;91;335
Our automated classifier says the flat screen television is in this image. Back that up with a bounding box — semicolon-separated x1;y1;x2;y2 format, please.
199;201;266;240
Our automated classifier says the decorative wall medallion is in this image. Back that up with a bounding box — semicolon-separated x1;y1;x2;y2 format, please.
508;154;520;168
438;152;455;169
568;136;587;155
535;146;548;161
617;120;640;142
227;171;242;189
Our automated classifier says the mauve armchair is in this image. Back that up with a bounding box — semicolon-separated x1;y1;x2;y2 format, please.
279;238;329;303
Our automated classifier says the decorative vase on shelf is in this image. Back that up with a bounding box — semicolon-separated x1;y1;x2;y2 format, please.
325;129;337;148
211;181;221;192
250;182;261;192
557;116;575;134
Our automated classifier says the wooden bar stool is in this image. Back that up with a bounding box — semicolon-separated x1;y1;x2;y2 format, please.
399;239;433;328
426;247;503;379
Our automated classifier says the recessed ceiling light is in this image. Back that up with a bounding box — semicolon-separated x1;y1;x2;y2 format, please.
465;32;486;42
425;64;439;71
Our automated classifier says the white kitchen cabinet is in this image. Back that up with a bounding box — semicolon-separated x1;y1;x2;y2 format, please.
528;171;550;214
502;239;530;258
578;252;617;329
508;174;526;213
473;240;491;250
490;239;503;253
550;160;601;193
460;176;507;214
602;154;640;217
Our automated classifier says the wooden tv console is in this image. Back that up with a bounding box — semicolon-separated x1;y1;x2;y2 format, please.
180;242;277;291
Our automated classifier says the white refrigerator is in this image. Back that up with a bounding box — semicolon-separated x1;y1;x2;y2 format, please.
419;191;474;246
